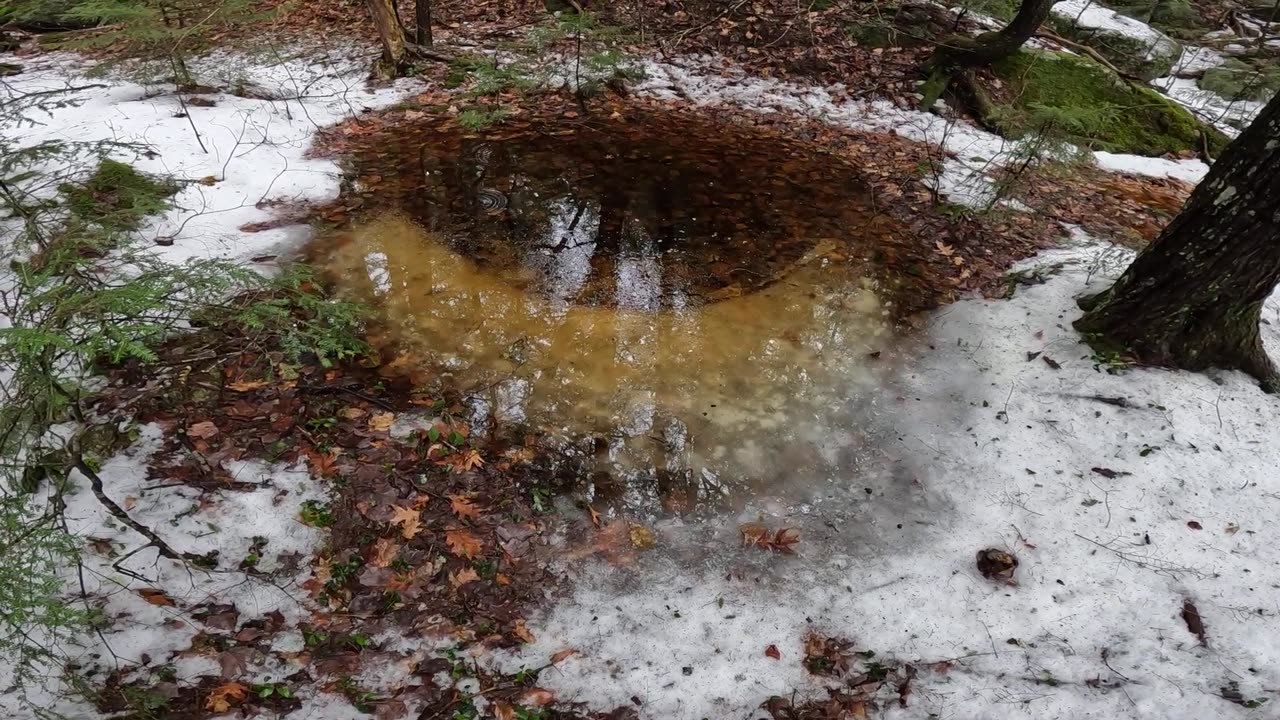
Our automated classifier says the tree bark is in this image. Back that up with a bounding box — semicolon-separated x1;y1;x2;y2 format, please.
934;0;1062;68
416;0;433;47
1075;91;1280;391
367;0;409;73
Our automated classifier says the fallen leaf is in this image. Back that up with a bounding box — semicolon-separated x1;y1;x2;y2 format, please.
550;648;577;665
340;406;367;420
495;573;511;586
197;175;218;185
519;688;554;707
371;537;399;568
390;505;422;539
1041;355;1062;370
228;379;265;392
1225;523;1240;535
187;421;219;439
449;495;483;521
588;505;601;528
449;567;479;588
137;588;175;606
765;644;781;660
446;529;483;559
368;412;396;432
451;449;485;473
1181;598;1208;644
513;619;535;643
1187;520;1203;530
493;702;516;720
205;682;247;712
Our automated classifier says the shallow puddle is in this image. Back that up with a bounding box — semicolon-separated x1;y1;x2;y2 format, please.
311;112;918;512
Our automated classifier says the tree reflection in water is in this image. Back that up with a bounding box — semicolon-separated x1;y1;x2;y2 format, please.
318;115;912;513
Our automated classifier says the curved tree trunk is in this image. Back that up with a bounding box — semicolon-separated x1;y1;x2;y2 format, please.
934;0;1062;68
1075;91;1280;391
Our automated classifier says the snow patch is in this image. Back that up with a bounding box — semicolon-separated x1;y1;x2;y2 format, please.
496;238;1280;719
1;46;421;263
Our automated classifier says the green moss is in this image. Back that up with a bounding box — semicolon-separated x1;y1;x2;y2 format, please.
1105;0;1207;40
1201;58;1280;102
991;50;1228;156
58;159;179;231
959;0;1021;21
1046;15;1180;80
845;21;899;48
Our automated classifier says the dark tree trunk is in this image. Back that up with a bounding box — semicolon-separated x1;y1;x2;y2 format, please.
934;0;1061;68
416;0;433;47
1075;91;1280;391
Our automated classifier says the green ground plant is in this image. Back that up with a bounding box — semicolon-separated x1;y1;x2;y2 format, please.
991;49;1228;155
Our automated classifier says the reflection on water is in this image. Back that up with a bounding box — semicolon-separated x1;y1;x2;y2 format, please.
316;114;914;512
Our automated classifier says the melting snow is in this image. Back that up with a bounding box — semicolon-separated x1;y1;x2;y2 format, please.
496;238;1280;719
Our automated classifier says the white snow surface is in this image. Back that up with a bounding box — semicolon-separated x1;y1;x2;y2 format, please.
1149;40;1264;135
1093;151;1209;183
2;46;420;264
496;240;1280;719
1052;0;1179;60
0;424;330;717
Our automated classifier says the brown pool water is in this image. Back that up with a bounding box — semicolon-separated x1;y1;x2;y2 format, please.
311;113;915;512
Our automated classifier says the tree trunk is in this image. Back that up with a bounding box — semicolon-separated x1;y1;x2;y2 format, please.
416;0;433;47
934;0;1061;68
367;0;409;74
1075;91;1280;391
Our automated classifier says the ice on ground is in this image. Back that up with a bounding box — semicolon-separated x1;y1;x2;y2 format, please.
496;236;1280;719
0;46;421;264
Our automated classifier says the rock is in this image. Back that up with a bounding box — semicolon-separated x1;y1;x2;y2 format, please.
1049;1;1182;80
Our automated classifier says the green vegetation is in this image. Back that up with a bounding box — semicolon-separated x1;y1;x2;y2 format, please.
1107;0;1207;39
458;107;512;131
0;144;371;711
958;0;1021;21
1201;58;1280;102
59;158;178;230
447;55;540;96
991;50;1227;156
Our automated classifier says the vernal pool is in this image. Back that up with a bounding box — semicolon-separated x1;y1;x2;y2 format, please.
310;112;922;512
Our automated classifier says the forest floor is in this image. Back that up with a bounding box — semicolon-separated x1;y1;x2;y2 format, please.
3;1;1280;719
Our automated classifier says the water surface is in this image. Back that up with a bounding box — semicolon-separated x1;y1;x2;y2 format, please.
314;113;916;512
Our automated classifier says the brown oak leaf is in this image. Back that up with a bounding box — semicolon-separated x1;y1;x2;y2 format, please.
446;529;483;559
205;682;247;712
449;495;483;521
390;505;422;539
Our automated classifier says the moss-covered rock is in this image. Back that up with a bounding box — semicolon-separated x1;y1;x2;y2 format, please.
1201;58;1280;103
1103;0;1208;41
990;49;1228;156
1047;12;1181;80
